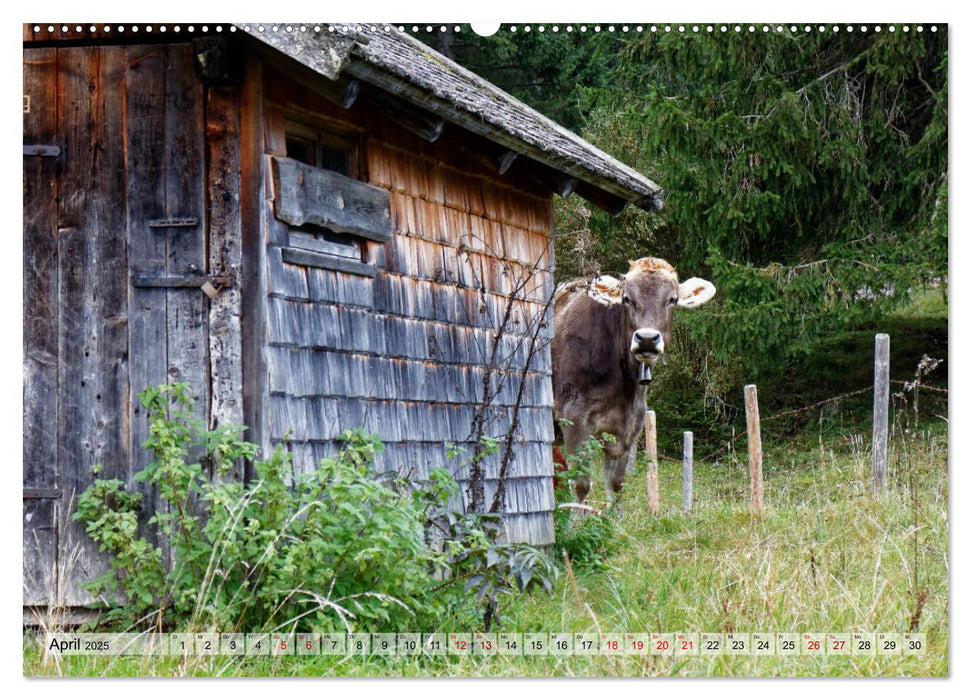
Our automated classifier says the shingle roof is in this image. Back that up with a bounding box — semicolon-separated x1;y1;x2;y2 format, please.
238;24;663;212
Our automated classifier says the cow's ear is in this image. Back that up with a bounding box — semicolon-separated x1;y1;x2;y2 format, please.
678;278;716;308
588;275;624;306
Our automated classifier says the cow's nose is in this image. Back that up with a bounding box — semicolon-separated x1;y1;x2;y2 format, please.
634;330;661;347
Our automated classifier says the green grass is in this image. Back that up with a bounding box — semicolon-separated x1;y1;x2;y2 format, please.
895;285;947;321
24;417;948;677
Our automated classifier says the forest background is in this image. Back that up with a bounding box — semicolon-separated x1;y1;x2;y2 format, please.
422;25;948;451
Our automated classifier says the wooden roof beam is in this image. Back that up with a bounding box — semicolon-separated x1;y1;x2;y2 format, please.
573;181;628;216
362;86;445;143
456;142;519;177
512;158;583;203
241;35;361;110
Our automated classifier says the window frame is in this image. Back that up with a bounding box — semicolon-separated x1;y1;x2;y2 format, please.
278;115;374;274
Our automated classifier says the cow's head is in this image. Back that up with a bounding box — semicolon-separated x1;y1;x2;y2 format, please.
588;257;715;374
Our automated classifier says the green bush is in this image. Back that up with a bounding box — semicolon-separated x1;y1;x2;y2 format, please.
553;432;619;568
73;383;555;633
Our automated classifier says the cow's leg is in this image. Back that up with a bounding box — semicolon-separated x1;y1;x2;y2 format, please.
560;420;593;512
603;444;635;514
574;473;592;505
603;457;624;512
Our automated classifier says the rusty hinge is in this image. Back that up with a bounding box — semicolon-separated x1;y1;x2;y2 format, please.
23;144;60;157
132;272;235;297
148;217;199;229
23;487;61;500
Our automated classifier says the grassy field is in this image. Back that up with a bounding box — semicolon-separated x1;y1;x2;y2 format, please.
24;414;948;677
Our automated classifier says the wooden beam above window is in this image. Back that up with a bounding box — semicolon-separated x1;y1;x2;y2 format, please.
271;156;393;242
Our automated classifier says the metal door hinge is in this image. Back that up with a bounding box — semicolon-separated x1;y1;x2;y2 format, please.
23;144;61;157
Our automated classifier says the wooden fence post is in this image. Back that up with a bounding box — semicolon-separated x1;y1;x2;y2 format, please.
744;384;764;516
645;410;659;516
872;333;890;495
683;431;693;513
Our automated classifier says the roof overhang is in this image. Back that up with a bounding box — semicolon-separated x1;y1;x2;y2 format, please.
237;23;664;214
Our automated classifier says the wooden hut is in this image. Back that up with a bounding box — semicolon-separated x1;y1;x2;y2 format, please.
22;23;662;611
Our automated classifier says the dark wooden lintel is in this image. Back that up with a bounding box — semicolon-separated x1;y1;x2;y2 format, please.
574;180;629;216
553;175;577;198
496;150;518;175
515;157;582;201
456;142;519;177
312;76;360;109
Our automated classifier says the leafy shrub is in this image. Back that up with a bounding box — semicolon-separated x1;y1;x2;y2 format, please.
74;383;554;633
552;432;619;568
424;443;558;630
555;510;618;569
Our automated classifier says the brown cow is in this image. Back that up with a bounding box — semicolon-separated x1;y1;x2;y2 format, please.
552;257;715;510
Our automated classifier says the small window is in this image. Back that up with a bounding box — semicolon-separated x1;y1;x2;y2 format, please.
284;119;363;263
285;119;358;177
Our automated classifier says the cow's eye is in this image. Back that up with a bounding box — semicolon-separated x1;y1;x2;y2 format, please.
667;296;679;307
622;295;633;307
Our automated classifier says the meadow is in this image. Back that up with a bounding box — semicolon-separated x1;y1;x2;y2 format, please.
24;414;947;677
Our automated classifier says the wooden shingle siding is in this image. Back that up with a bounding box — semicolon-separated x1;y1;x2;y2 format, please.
267;244;311;301
502;513;558;545
257;65;555;546
266;347;549;407
447;441;555;482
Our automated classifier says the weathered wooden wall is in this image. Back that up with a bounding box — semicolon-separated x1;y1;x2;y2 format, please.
259;68;556;545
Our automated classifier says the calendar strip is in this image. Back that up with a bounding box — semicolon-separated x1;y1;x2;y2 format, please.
43;632;928;657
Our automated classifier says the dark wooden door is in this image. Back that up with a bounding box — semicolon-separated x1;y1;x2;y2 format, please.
23;43;209;609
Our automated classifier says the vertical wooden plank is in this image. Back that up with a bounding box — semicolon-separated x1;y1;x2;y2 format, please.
263;102;286;155
682;431;693;513
57;45;130;605
164;44;209;421
744;384;764;516
644;409;660;517
124;43;170;560
241;54;269;465
23;46;59;605
22;500;56;608
206;84;245;438
872;333;890;495
23;46;59;491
